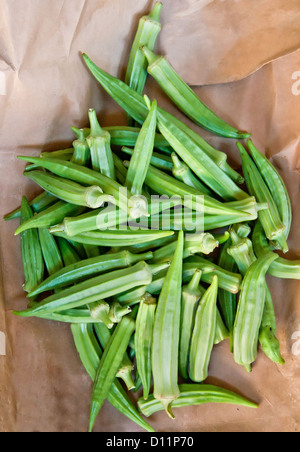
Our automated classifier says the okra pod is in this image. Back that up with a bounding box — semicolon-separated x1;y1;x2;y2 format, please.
24;170;112;209
35;308;108;324
179;270;203;380
51;229;174;248
20;197;45;293
56;237;81;267
189;276;218;382
41;148;74;160
71;323;154;432
247;140;292;239
138;383;258;417
253;222;300;280
38;228;64;276
152;230;184;418
125;2;162;96
28;250;153;298
171;152;213;196
142;46;250;140
14;200;86;235
89;316;135;432
87;109;115;180
214;309;230;345
238;143;288;253
4;191;57;221
14;261;153;316
71;129;90;166
88;301;115;329
233;253;279;368
134;293;157;400
122;146;173;171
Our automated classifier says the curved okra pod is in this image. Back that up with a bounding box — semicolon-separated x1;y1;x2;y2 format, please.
4;191;57;221
141;46;250;140
247;140;292;239
14;261;153;317
38;228;64;276
189;276;218;382
71;129;90;166
20;197;45;293
238;143;288;253
86;109;115;180
227;225;284;366
81;54;244;185
27;250;153;298
135;293;157;400
51;229;175;248
138;383;257;417
56;237;81;266
179;270;203;380
94;322;135;391
89;316;135;432
14;200;86;236
152;230;184;418
233;253;279;368
125;2;162;96
125;97;157;202
71;323;154;432
253;222;300;279
24;170;112;209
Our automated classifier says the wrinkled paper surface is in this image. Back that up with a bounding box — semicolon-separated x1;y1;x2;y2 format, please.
0;0;300;432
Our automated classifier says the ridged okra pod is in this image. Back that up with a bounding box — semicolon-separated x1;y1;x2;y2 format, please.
134;293;157;400
94;322;135;391
247;140;292;239
238;143;288;253
233;253;279;368
141;46;250;140
214;309;230;345
179;270;203;380
28;250;153;298
253;222;300;280
125;2;162;96
71;323;154;432
14;201;85;236
14;261;153;317
125;97;157;203
122;146;173;171
89;316;136;432
20;197;44;293
138;383;257;417
4;191;57;221
189;276;218;383
71;129;90;166
86;109;115;180
56;237;81;267
24;170;111;209
171;152;213;196
38;228;64;276
81;54;244;185
152;230;184;418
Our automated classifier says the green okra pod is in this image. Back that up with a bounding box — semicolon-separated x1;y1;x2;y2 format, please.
28;250;153;298
87;109;115;180
138;383;258;417
233;253;279;368
4;191;57;221
38;228;64;276
41;148;74;160
141;46;250;140
189;276;218;383
94;322;135;391
134;293;157;400
125;2;162;96
152;230;184;418
247;140;292;239
24;170;112;209
171;152;213;196
56;237;81;267
214;309;230;345
71;129;90;166
122;146;173;171
20;197;45;293
238;143;288;253
71;323;154;432
51;229;174;248
179;270;203;380
125;97;157;200
34;308;109;324
14;261;153;317
14;200;86;236
89;316;135;432
253;221;300;280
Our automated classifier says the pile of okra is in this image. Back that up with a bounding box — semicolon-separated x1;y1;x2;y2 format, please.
5;2;299;432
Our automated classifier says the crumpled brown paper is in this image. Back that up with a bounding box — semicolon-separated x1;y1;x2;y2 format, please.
1;0;300;433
